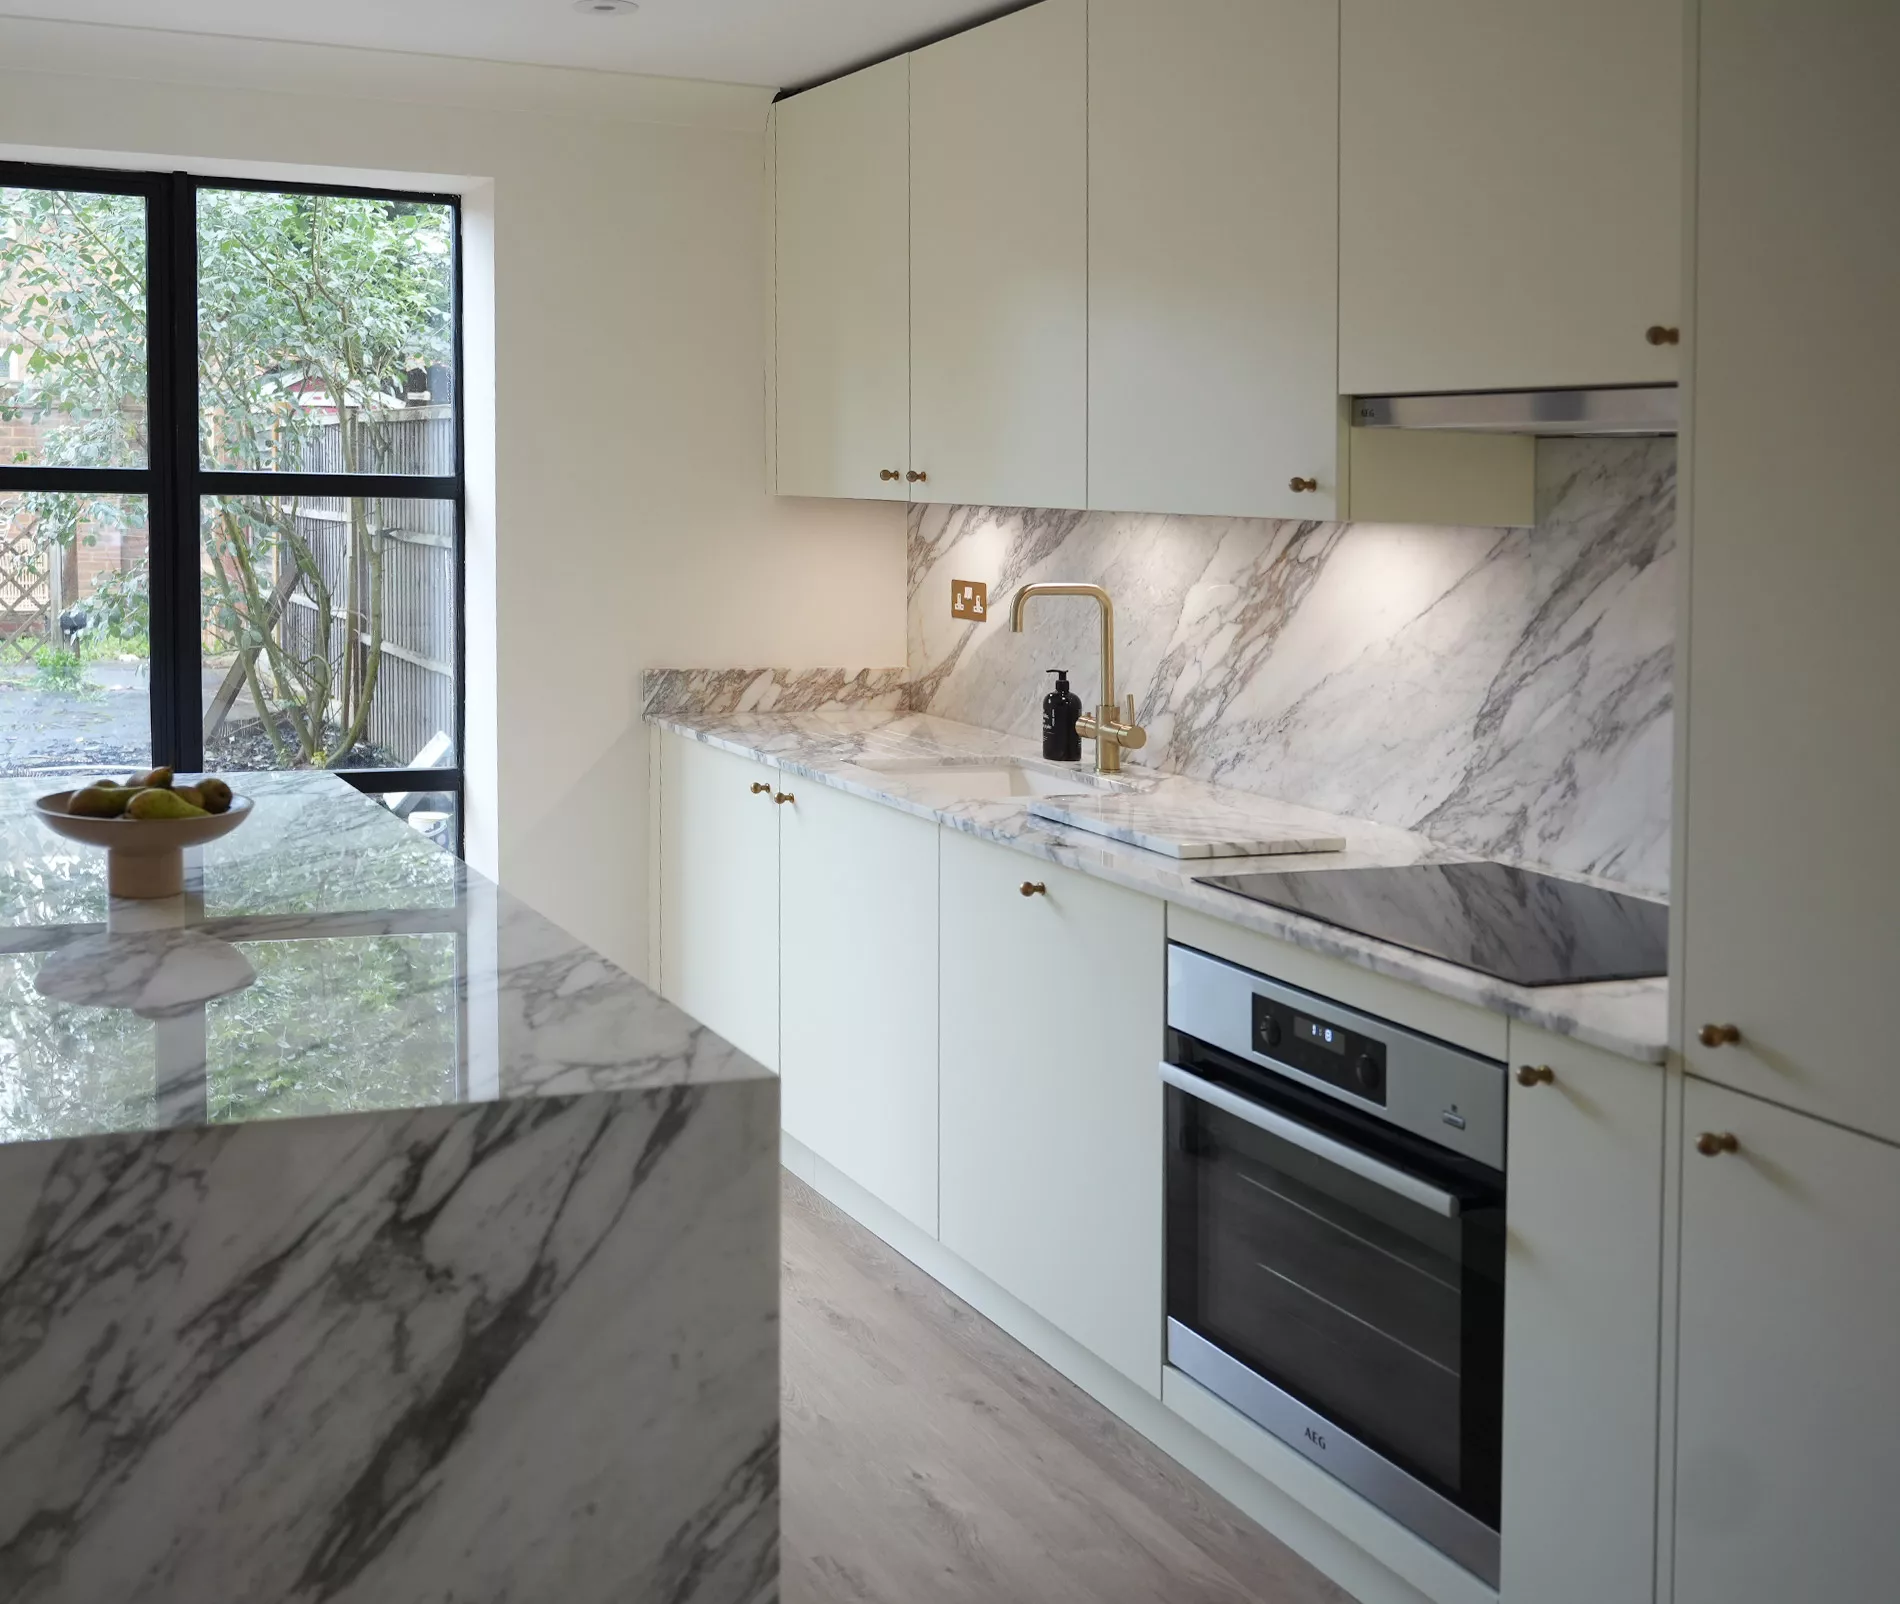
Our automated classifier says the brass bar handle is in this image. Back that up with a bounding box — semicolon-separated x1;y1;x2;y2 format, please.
772;792;796;806
1289;476;1319;493
1020;881;1047;898
1646;325;1681;346
1516;1064;1555;1087
1698;1023;1742;1048
1695;1131;1740;1157
906;469;928;483
879;468;902;482
750;782;773;795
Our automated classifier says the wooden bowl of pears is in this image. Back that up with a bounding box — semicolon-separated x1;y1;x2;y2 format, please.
35;767;252;899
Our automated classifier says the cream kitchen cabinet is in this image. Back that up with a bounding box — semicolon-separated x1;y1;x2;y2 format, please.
1499;1024;1664;1604
1673;1080;1900;1604
1339;0;1682;395
1088;0;1340;521
656;732;781;1072
779;778;941;1235
906;0;1088;511
937;828;1166;1394
773;55;910;501
1678;0;1900;1144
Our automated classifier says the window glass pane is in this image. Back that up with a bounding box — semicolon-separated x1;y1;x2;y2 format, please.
201;494;456;773
365;784;459;856
0;186;148;469
0;491;150;778
197;189;455;474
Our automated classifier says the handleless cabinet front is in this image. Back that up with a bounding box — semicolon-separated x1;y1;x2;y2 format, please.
780;781;941;1235
938;829;1166;1394
656;732;780;1072
909;0;1087;511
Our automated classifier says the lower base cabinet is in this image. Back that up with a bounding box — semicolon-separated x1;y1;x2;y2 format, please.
1673;1080;1900;1604
779;779;941;1235
1499;1024;1663;1604
936;829;1167;1395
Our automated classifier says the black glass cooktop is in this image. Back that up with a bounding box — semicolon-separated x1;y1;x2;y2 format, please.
1194;862;1669;988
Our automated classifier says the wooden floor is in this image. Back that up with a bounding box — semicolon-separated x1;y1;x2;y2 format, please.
780;1172;1355;1604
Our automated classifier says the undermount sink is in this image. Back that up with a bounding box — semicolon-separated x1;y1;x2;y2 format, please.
854;756;1143;804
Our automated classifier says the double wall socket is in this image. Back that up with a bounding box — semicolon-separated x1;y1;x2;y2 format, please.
952;579;989;622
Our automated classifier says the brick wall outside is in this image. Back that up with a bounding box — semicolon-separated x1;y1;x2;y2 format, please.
1;403;145;608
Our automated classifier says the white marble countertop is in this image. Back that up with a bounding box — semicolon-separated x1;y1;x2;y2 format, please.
650;709;1671;1063
0;770;768;1145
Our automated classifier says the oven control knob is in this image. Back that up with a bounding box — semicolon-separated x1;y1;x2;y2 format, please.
1354;1053;1381;1092
1257;1016;1283;1050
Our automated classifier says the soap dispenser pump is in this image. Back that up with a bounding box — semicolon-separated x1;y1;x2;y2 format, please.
1043;669;1082;762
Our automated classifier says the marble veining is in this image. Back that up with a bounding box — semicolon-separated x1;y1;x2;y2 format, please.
648;707;1668;1063
1026;791;1347;860
642;666;907;718
909;439;1676;895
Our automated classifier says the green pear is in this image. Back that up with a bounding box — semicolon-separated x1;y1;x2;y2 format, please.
126;786;208;820
68;785;134;818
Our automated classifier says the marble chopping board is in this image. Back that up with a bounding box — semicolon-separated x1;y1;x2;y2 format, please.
1027;792;1348;859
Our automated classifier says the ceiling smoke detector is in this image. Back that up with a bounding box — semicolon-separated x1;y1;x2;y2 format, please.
572;0;638;13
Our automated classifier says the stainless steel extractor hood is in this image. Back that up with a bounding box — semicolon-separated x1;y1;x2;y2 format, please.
1351;386;1676;437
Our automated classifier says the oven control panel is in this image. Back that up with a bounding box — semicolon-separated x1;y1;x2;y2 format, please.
1252;993;1387;1105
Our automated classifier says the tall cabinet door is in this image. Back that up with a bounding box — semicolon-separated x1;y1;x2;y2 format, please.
1339;0;1681;394
780;782;940;1235
1674;1081;1900;1604
938;831;1165;1394
1680;1;1900;1143
1089;0;1340;520
656;734;781;1071
910;0;1087;510
1500;1025;1663;1604
774;55;910;500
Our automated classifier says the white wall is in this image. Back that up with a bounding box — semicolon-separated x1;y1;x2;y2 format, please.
0;18;908;982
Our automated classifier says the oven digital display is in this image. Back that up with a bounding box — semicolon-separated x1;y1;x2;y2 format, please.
1295;1015;1347;1055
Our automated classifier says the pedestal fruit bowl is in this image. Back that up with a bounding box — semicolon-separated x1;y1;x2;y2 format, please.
35;770;253;899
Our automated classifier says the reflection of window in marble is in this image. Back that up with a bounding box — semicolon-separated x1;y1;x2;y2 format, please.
206;935;462;1124
0;952;159;1141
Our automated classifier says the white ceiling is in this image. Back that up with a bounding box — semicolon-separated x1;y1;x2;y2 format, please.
1;0;1025;90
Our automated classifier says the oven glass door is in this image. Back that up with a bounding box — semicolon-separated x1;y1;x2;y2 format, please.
1165;1039;1504;1534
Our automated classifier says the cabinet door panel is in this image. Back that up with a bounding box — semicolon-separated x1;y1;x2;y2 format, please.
938;830;1165;1393
656;734;779;1071
775;56;910;500
1675;1081;1900;1604
1089;0;1340;519
1500;1026;1662;1604
1680;1;1900;1141
910;0;1087;510
780;783;940;1234
1339;0;1681;393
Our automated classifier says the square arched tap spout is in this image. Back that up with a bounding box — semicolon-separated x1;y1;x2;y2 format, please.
1008;583;1147;775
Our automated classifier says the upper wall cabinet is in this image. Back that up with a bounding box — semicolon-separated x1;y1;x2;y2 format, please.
1338;0;1683;395
774;55;910;500
1088;0;1342;521
909;0;1088;510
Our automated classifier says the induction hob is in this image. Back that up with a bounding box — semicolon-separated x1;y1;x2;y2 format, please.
1194;862;1669;987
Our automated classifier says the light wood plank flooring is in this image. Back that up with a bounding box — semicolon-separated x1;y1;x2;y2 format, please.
781;1171;1355;1604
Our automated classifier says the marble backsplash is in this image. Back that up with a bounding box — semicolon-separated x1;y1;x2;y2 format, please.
907;439;1676;894
642;666;907;718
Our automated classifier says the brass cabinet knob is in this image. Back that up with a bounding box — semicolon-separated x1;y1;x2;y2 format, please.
1695;1131;1741;1157
1698;1023;1742;1048
879;468;902;482
772;791;795;805
1020;881;1047;898
906;469;928;483
1646;325;1681;346
750;782;773;796
1289;476;1319;493
1516;1064;1556;1087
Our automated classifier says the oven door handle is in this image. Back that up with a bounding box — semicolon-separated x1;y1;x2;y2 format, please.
1159;1062;1464;1218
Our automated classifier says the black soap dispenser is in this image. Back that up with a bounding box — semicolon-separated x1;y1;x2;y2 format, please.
1043;669;1082;762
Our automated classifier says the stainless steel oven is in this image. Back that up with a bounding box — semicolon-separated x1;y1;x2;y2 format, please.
1163;944;1507;1585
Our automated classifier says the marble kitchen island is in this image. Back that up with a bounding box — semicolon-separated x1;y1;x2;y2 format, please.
0;774;778;1604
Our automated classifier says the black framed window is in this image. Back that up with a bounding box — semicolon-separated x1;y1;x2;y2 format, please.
0;163;464;853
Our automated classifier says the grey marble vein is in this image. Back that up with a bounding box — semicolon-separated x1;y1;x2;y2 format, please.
909;438;1675;895
1026;792;1347;859
642;667;907;718
648;707;1668;1063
